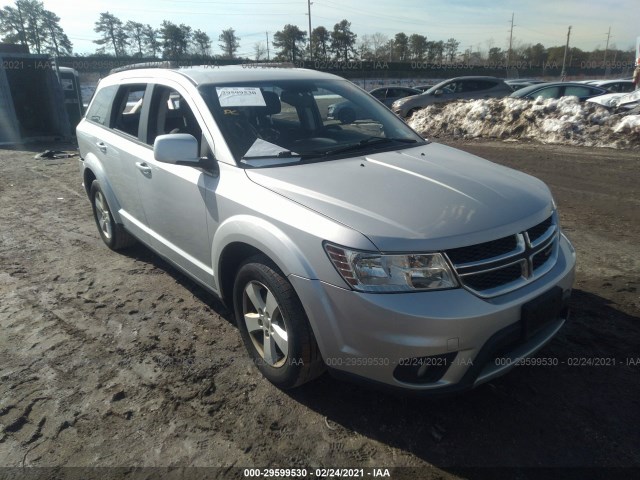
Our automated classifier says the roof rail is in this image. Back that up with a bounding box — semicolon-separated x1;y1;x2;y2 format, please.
109;61;179;75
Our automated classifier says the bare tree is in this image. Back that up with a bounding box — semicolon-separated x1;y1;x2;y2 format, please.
370;32;388;60
254;42;267;61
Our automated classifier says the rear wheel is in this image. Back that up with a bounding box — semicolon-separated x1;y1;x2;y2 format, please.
90;180;136;250
233;255;324;389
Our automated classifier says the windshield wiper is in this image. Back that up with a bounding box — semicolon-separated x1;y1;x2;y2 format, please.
311;137;418;157
242;150;301;160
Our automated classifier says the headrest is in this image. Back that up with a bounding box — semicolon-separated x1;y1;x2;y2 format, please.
280;90;314;108
261;91;281;115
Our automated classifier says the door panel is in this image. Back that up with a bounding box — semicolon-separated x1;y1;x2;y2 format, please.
134;151;218;286
134;83;218;287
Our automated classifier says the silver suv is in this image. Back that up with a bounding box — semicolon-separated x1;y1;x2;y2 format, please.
392;76;513;117
77;65;575;394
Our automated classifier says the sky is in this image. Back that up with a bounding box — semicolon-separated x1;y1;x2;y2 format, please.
2;0;638;57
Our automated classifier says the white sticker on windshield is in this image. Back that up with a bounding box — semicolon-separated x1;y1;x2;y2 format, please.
216;87;266;107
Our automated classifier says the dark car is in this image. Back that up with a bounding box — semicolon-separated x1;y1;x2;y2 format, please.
588;79;635;93
391;76;513;117
413;84;435;92
328;86;421;123
505;79;545;92
510;82;608;101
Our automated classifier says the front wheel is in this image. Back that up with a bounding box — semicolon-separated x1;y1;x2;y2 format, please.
233;255;324;389
90;180;136;250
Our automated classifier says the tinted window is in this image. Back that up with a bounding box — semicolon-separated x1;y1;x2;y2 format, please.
476;80;498;90
370;89;386;100
460;81;482;92
564;86;597;97
532;86;561;99
387;88;409;98
86;85;117;126
112;84;147;138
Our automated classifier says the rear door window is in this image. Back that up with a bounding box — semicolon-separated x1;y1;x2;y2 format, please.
112;84;147;138
564;86;597;97
534;86;561;99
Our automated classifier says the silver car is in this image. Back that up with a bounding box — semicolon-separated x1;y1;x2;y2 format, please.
392;76;513;117
77;65;575;394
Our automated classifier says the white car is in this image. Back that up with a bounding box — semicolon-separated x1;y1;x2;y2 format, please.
76;64;575;393
587;89;640;109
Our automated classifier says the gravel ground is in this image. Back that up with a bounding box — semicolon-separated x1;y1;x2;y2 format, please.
0;139;638;479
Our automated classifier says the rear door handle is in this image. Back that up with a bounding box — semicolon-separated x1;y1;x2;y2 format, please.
96;141;107;153
135;162;152;176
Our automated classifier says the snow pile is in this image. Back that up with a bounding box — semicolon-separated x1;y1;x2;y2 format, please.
408;96;640;149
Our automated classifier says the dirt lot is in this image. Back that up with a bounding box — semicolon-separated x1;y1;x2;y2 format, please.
0;139;638;479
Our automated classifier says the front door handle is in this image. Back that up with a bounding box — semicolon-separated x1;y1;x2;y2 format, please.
96;141;107;153
135;162;152;177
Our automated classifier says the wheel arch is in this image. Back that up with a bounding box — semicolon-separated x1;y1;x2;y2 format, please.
81;154;124;225
213;215;318;308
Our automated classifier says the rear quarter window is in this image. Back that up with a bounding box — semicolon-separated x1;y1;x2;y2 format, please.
85;85;117;126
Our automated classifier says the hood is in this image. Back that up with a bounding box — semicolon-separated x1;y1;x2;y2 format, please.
587;92;625;108
246;142;554;251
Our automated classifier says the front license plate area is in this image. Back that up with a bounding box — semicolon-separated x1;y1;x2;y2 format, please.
521;287;564;339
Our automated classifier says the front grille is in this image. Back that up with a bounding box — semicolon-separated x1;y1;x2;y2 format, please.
528;216;553;244
462;262;523;291
446;235;518;265
445;214;558;298
532;242;554;270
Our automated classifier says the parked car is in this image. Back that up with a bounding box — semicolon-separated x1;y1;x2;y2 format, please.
505;79;545;92
413;84;435;92
77;65;575;394
328;86;421;123
392;76;513;117
587;79;635;93
510;82;608;101
587;89;640;110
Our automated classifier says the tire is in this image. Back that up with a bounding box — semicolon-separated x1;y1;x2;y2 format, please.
407;108;420;118
90;180;136;250
233;255;324;389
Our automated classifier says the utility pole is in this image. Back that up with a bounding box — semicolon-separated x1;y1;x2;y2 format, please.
307;0;313;58
266;31;270;61
561;25;572;80
603;26;611;64
507;12;514;70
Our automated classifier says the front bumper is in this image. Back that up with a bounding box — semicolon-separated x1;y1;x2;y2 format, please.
289;233;575;392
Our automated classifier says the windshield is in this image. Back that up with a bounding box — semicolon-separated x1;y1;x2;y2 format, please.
198;79;425;167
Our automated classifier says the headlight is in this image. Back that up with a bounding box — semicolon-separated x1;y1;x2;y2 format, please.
324;243;459;293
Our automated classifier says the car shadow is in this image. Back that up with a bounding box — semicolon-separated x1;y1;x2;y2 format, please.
106;244;640;472
284;288;640;472
120;243;235;325
0;140;79;154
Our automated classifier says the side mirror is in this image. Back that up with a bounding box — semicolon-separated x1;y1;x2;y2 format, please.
433;89;443;96
153;134;200;164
